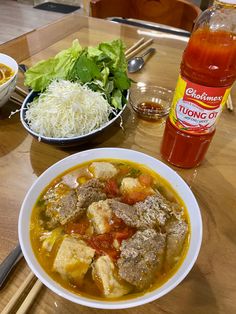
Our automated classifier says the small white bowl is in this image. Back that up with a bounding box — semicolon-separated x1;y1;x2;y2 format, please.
18;148;202;309
0;53;18;107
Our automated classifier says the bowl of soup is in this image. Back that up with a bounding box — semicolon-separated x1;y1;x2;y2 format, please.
0;53;18;107
18;148;202;309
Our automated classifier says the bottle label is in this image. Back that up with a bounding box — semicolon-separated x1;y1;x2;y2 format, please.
169;75;231;134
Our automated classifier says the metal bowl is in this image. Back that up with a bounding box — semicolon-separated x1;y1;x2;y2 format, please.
20;90;128;147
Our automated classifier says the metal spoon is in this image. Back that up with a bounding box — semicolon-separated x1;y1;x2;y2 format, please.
128;48;156;73
18;64;28;73
0;244;23;289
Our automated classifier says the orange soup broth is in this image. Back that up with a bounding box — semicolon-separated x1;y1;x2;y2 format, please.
0;63;14;85
30;158;191;301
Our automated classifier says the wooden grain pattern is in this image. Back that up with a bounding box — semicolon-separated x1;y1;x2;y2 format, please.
90;0;201;32
0;14;236;314
0;0;65;44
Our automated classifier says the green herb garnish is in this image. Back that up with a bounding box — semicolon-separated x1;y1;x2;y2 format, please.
24;39;131;110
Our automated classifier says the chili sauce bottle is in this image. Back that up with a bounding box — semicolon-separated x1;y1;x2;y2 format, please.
161;0;236;168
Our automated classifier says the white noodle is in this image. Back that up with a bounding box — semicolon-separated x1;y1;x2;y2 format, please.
25;80;113;138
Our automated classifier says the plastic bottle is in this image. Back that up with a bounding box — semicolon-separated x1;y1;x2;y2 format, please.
161;0;236;168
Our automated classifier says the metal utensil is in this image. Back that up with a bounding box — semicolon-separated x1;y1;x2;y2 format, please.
0;244;23;289
128;47;156;73
18;64;31;93
18;64;28;73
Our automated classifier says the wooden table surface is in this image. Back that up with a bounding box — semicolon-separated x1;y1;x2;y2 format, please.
0;14;236;314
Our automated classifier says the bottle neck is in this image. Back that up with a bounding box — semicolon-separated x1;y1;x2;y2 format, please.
193;0;236;34
214;0;236;8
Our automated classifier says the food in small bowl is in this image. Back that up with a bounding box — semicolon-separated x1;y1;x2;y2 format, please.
0;53;18;107
19;148;202;309
20;82;128;146
129;84;173;120
20;40;130;146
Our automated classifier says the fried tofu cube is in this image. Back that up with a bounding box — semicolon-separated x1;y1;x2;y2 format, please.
92;255;131;298
90;162;118;180
120;177;154;196
120;177;142;194
87;200;112;234
53;236;95;286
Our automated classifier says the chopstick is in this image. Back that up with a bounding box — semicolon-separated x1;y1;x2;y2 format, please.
125;38;154;60
9;96;23;106
2;272;34;314
10;86;28;106
1;272;43;314
15;85;28;98
125;37;145;56
16;279;43;314
226;94;233;112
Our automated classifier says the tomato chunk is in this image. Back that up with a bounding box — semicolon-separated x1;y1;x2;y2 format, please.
87;233;119;260
110;214;126;230
64;216;90;235
121;191;147;205
104;179;120;197
113;227;136;242
118;167;130;175
138;174;153;187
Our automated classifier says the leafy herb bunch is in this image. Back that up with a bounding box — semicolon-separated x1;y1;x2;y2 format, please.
25;39;131;110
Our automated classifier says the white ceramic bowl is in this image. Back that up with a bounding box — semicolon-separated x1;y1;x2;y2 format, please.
18;148;202;309
0;53;18;107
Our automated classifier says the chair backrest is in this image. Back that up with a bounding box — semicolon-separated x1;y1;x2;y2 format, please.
90;0;201;32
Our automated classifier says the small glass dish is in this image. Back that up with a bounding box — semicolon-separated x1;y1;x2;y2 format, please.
129;85;173;120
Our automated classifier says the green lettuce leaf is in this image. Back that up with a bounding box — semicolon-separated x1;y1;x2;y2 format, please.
114;70;131;90
68;39;130;109
98;39;127;72
24;40;82;91
69;53;101;83
111;89;123;110
24;38;130;110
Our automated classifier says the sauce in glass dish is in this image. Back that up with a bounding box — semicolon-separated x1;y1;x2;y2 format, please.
138;101;163;111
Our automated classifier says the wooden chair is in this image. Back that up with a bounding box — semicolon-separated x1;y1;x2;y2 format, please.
90;0;201;32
